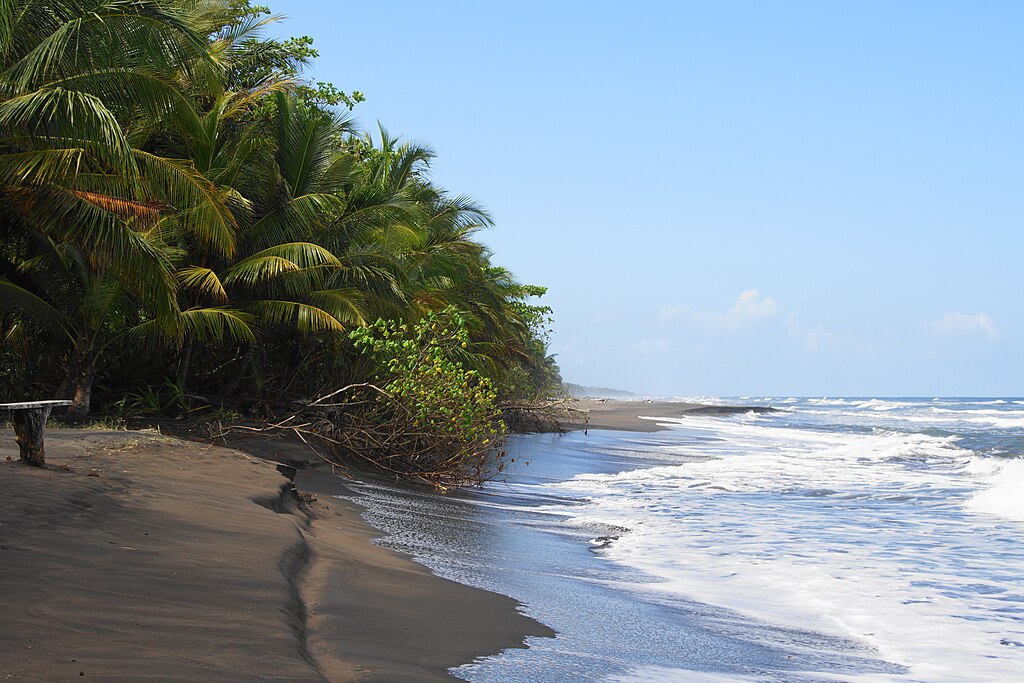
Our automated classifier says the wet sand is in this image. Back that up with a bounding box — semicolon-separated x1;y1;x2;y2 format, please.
0;429;552;681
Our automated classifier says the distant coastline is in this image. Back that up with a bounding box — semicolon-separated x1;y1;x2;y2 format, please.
567;398;779;432
562;383;637;399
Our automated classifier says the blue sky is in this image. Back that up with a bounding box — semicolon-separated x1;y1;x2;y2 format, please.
268;1;1023;396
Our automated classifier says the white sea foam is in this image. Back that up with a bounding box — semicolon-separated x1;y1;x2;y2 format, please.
785;403;1024;432
927;398;1006;404
931;407;1024;416
606;665;922;683
965;457;1024;522
966;415;1024;428
608;667;760;682
851;399;919;411
541;411;1024;682
807;397;850;405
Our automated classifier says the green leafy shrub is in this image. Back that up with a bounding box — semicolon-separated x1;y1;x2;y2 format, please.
344;307;508;488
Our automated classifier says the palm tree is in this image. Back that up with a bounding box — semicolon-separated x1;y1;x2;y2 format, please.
325;129;544;383
204;99;422;344
0;0;238;417
0;1;562;418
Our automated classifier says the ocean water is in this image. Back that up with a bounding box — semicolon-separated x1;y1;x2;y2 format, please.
341;398;1024;682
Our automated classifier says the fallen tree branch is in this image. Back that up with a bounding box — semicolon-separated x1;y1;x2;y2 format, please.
218;381;507;491
499;395;586;433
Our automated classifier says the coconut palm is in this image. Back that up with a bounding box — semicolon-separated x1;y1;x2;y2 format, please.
0;0;242;416
0;0;563;420
208;97;419;340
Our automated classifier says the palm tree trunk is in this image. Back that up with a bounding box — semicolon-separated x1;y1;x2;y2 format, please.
176;338;193;392
66;352;96;421
57;363;75;400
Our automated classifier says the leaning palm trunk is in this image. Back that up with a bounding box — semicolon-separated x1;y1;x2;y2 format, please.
176;338;193;391
66;348;97;421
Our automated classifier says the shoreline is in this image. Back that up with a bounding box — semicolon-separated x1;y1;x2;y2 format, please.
0;400;762;680
0;429;552;681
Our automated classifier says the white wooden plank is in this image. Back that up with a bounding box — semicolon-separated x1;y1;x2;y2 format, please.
0;400;73;410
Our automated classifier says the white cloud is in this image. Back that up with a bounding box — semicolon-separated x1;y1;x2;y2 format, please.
626;338;671;353
729;289;780;320
932;312;1000;340
660;289;779;330
786;314;832;352
658;304;689;321
590;309;626;325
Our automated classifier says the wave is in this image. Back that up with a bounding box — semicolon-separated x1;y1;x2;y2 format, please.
930;407;1024;416
540;414;1024;681
965;415;1024;428
807;397;851;405
609;667;761;682
853;399;921;411
965;457;1024;522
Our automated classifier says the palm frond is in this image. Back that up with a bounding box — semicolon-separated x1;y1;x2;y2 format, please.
0;88;138;177
15;185;177;319
242;192;346;251
0;276;74;340
274;90;355;197
247;300;345;333
133;150;236;257
222;255;300;288
180;306;255;343
220;76;294;121
3;3;210;97
0;148;86;187
176;265;227;302
223;241;341;289
308;288;368;327
44;67;202;133
72;190;162;228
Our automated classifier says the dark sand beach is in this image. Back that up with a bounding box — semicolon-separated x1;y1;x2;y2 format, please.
0;429;551;681
0;400;762;680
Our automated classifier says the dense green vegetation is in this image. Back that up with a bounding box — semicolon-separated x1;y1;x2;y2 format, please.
0;0;560;484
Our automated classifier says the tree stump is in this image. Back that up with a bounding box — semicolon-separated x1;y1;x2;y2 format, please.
12;406;53;467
